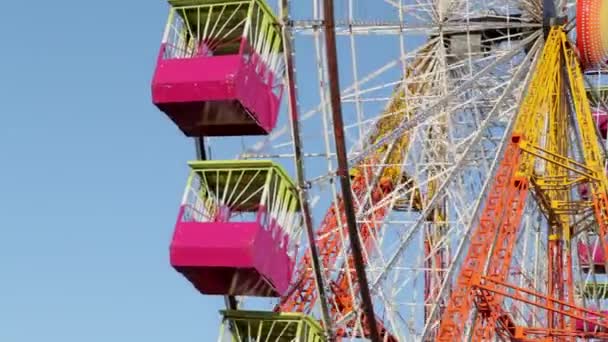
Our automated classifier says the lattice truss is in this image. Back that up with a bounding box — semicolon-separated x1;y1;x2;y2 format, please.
195;0;608;340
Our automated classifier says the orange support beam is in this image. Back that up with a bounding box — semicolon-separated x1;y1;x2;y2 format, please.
436;135;524;341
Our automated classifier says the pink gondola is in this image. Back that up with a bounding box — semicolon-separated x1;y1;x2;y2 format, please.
575;309;608;332
594;110;608;139
170;160;302;297
151;0;284;136
578;241;606;273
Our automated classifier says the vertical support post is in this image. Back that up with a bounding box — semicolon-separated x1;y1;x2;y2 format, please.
194;137;237;311
547;234;558;331
239;0;256;54
182;171;196;205
195;137;207;160
321;0;380;341
260;168;274;224
279;0;334;339
542;0;556;31
162;8;176;44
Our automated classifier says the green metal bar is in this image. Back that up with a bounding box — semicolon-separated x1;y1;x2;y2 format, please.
168;0;280;24
271;34;281;63
239;0;255;54
295;315;304;341
225;169;247;207
197;6;200;42
217;318;226;342
162;8;176;43
221;169;233;208
202;5;213;41
228;169;264;210
197;171;214;216
182;171;196;204
211;3;245;44
256;317;264;341
187;160;298;197
272;172;285;221
207;4;227;42
232;178;265;212
275;178;289;227
259;168;273;210
261;22;276;68
583;283;608;299
251;5;263;54
264;320;278;342
255;14;270;56
169;0;250;9
180;8;196;53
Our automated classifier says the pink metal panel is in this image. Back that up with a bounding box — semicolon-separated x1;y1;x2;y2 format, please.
579;184;591;200
575;310;608;332
578;241;606;270
152;47;241;103
578;158;608;201
594;110;608;139
234;55;279;133
170;205;294;297
151;43;281;137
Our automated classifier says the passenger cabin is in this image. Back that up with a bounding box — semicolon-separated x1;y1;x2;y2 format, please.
217;310;326;341
578;241;607;273
575;309;608;333
586;85;608;109
594;110;608;139
152;0;285;136
574;284;608;333
170;160;302;297
577;162;608;201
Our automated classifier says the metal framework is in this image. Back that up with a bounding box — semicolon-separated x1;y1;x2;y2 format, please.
236;0;556;339
252;1;545;340
437;26;608;340
153;0;608;340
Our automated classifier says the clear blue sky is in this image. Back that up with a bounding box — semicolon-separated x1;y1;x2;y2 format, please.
0;1;228;341
4;1;605;341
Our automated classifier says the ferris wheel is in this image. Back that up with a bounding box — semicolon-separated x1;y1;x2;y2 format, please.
151;0;608;340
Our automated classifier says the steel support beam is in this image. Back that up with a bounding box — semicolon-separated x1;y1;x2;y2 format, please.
321;0;380;341
279;0;335;339
194;137;237;311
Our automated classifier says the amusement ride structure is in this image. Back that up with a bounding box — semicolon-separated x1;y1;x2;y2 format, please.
150;0;608;340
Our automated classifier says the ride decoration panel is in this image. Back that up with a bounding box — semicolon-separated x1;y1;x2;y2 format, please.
577;0;608;68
